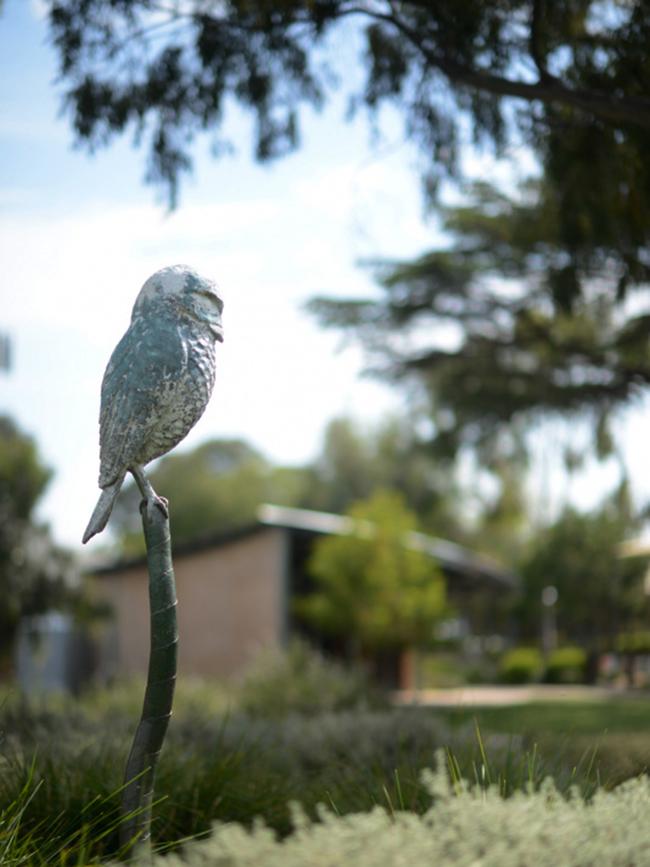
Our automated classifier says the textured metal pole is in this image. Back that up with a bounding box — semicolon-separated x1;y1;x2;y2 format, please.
119;499;178;855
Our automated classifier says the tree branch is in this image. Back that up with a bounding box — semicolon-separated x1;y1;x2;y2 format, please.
350;3;650;129
529;0;556;83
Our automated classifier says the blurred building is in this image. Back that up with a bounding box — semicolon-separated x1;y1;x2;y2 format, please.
90;504;517;688
15;612;96;694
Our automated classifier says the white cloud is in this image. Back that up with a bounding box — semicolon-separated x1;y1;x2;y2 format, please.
28;0;49;21
0;116;69;142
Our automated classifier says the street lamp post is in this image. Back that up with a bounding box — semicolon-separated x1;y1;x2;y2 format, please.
541;584;558;660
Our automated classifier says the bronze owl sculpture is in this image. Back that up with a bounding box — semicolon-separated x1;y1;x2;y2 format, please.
83;265;224;544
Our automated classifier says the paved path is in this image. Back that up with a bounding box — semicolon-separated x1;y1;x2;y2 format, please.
393;684;636;707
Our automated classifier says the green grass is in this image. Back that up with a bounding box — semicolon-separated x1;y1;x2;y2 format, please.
431;698;650;791
438;697;650;735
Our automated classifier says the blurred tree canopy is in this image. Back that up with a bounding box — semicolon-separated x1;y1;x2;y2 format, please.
0;416;80;660
517;481;646;656
46;0;650;228
471;443;531;564
297;489;446;654
310;180;650;458
299;415;463;537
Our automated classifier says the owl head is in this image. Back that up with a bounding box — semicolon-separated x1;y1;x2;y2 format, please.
133;265;224;341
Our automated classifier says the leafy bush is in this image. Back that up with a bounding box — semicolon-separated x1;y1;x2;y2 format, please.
80;676;235;719
616;630;650;654
545;646;587;684
236;640;386;717
126;761;650;867
499;647;543;684
418;652;491;687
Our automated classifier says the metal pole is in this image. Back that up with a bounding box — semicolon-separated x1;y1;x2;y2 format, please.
541;585;558;660
119;499;178;855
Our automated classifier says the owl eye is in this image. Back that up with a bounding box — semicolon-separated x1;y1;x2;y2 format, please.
198;290;223;312
191;293;222;323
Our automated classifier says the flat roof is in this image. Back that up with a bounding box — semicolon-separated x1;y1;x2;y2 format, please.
258;504;517;589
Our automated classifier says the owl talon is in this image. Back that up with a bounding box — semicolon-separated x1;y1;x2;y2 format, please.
140;494;169;522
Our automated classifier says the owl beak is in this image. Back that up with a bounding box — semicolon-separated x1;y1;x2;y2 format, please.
211;320;224;342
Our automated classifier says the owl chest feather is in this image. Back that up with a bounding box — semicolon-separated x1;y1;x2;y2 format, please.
138;326;216;462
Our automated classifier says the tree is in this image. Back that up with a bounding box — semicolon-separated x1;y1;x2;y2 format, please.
309;180;650;459
0;416;80;661
46;1;650;260
302;415;463;537
472;443;532;564
516;481;646;665
297;490;446;657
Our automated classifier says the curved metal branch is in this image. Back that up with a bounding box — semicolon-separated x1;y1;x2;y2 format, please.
119;498;178;855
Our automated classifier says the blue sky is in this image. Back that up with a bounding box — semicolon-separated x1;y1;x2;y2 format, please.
0;0;644;553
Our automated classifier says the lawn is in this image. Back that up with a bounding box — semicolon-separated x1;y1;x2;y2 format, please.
438;697;650;735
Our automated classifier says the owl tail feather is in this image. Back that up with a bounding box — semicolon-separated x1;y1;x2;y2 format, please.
82;477;124;544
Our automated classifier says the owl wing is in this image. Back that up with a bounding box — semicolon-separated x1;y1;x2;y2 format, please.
98;318;186;487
